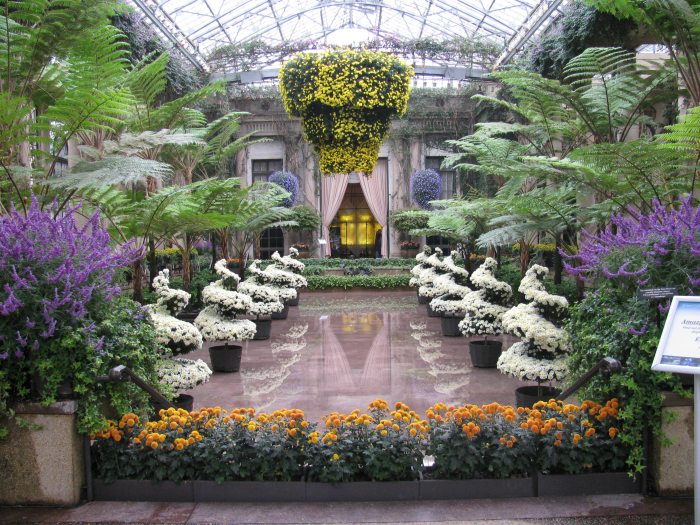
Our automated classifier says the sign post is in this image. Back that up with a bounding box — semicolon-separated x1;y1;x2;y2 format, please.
651;296;700;523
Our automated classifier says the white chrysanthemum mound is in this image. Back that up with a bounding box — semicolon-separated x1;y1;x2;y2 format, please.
194;306;257;342
289;246;299;258
157;357;212;392
497;264;570;382
497;342;568;382
236;279;284;317
262;263;308;288
431;293;468;317
431;272;471;297
442;255;471;284
147;270;203;355
458;291;510;337
152;269;191;315
458;258;512;338
148;308;203;355
469;258;512;304
518;264;569;321
500;303;569;353
201;282;253;317
272;250;305;275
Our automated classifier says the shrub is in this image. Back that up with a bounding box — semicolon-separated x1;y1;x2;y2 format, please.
390;209;430;231
0;197;141;435
286;205;321;232
306;275;411;290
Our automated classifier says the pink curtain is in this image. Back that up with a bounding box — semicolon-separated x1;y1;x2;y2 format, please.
359;160;389;257
321;174;349;257
321;320;354;390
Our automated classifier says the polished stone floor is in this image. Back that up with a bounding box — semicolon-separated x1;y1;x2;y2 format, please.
188;291;528;421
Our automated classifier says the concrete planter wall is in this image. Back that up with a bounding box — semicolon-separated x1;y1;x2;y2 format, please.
651;392;694;496
92;473;637;502
0;400;84;506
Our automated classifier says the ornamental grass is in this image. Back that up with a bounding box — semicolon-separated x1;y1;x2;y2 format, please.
92;399;629;482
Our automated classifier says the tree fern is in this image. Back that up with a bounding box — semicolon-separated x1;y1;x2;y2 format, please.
46;156;172;190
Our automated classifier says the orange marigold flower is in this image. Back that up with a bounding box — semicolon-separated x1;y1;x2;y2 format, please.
150;441;158;450
609;427;618;438
573;433;582;445
585;428;596;437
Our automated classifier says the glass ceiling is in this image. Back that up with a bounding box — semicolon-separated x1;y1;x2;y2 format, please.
128;0;567;72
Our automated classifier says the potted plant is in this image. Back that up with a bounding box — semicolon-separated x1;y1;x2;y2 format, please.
424;401;536;498
458;258;513;368
195;260;257;372
271;248;307;306
247;257;307;317
400;240;420;258
291;242;310;259
410;169;442;210
428;255;473;334
237;279;285;340
414;248;447;313
146;270;210;409
498;265;570;406
409;246;433;304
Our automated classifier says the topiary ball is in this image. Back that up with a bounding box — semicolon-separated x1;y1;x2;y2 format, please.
268;171;300;208
411;169;442;210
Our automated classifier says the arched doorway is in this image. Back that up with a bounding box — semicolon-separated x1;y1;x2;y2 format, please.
330;183;381;258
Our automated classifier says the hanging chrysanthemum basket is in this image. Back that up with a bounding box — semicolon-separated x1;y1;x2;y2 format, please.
279;49;413;175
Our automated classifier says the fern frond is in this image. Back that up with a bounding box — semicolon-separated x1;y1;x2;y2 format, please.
46;157;172;189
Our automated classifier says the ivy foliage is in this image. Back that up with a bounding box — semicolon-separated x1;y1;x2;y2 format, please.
566;289;688;474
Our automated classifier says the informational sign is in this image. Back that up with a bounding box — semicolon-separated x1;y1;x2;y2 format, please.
637;287;678;301
651;296;700;374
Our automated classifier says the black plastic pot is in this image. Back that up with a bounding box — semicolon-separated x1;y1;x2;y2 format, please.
469;340;502;368
176;310;199;323
515;385;561;408
286;294;300;307
209;344;242;373
441;316;462;337
252;318;272;340
426;302;440;317
417;293;429;305
271;304;290;320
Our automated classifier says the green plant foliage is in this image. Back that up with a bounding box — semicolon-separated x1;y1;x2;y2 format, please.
306;275;411;290
527;1;638;80
285;205;322;232
566;290;688;474
390;209;431;231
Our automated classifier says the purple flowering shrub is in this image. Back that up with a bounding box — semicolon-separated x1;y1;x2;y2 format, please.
410;169;442;210
563;198;700;295
268;171;299;208
0;197;154;435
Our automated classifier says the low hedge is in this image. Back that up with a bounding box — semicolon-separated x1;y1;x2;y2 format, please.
306;274;412;290
91;398;628;483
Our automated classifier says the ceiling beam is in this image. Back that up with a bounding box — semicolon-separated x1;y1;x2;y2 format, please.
493;0;565;69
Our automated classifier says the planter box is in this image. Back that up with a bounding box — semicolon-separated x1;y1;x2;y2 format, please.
306;481;420;501
0;401;84;506
651;392;693;496
420;478;535;500
193;480;305;502
536;472;641;496
93;479;194;501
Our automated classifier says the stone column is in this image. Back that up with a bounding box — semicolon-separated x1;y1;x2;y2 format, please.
0;401;84;506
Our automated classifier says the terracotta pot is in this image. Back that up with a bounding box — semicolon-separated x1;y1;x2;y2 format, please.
469;340;502;368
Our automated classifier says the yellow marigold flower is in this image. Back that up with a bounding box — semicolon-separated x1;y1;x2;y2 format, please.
380;430;388;437
332;453;340;461
247;422;257;432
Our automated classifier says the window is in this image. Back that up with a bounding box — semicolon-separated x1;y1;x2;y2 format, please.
425;156;456;200
259;226;284;260
251;159;283;184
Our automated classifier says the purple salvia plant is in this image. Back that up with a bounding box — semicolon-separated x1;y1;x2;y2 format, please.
563;197;700;294
0;196;140;361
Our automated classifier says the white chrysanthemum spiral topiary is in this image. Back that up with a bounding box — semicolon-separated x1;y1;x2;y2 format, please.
194;305;257;342
147;269;203;355
458;258;512;338
497;264;570;383
272;250;305;275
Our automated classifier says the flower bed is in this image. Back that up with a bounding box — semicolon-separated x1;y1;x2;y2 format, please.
91;398;635;500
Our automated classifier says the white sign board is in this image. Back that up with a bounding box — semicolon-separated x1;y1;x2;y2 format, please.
651;296;700;375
